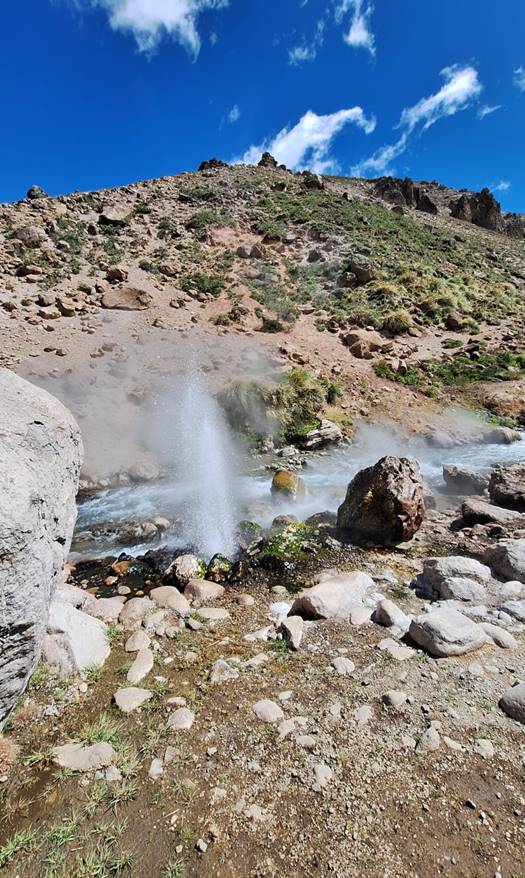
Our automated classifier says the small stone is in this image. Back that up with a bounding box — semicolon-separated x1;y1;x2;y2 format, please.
473;738;495;758
279;616;304;650
167;708;195;731
198;607;230;622
114;687;152;713
125;631;151;653
416;727;440;753
499;682;525;724
382;690;408;710
209;659;240;684
252;699;284;723
148;758;164;780
127;647;154;684
331;656;355;676
354;705;373;726
196;838;208;853
312;763;333;791
236;594;255;607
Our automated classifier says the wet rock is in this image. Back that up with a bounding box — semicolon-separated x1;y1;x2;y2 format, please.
149;586;190;617
499;682;525;724
52;742;114;772
43;602;109;677
337;456;425;546
409;607;488;657
206;554;232;582
278;616;304;650
0;370;82;725
272;515;300;528
114;687;152;713
461;498;523;526
485;539;525;583
185;579;225;603
167;707;195;730
304;511;337;528
127;647;154;684
271;469;306;500
253;699;284;723
488;464;525;511
443;465;489;494
484;427;521;446
290;570;375;620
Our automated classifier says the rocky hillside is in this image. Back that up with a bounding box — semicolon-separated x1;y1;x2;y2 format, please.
1;158;525;436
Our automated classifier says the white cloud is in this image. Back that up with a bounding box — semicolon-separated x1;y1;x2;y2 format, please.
514;66;525;91
477;103;501;119
399;64;482;132
335;0;375;56
238;107;376;174
227;104;241;123
74;0;229;56
288;18;325;65
492;180;510;192
353;64;483;177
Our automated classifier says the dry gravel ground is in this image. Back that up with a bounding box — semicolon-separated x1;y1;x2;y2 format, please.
1;537;524;878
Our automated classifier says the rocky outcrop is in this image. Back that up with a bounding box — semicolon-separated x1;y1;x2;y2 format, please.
0;370;83;726
489;464;525;511
450;188;502;231
198;158;229;172
298;419;343;450
337;456;425;545
258;152;278;169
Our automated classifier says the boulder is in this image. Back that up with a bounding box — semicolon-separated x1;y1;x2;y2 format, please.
198;158;229;172
290;570;375;620
164;554;205;586
298;419;343;450
337;456;425;546
185;579;225;604
499;682;525;724
271;470;305;501
52;742;114;772
0;370;82;726
43;601;109;676
418;556;491;602
98;207;129;227
409;607;488;657
416;194;438;215
27;185;47;200
484;539;525;583
488;464;525;512
101;287;152;311
252;699;284;723
14;224;48;247
461;498;523;526
442;465;489;495
149;586;190;616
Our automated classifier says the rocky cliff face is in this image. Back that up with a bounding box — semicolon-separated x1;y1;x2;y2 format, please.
0;369;82;726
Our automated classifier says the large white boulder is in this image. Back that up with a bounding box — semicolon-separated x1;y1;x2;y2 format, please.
0;370;82;726
409;606;488;657
289;571;376;620
485;539;525;584
43;601;109;676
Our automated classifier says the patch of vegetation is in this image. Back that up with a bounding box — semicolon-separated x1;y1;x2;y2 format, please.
180;271;226;298
375;349;525;396
79;712;122;746
257;523;317;564
0;827;37;868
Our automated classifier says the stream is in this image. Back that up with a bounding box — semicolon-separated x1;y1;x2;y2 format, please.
73;424;525;560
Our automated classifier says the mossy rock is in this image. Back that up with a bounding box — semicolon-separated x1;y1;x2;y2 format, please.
271;469;306;500
256;523;317;569
206;553;233;583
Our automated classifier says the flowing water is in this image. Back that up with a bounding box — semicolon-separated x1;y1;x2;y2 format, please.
74;420;524;560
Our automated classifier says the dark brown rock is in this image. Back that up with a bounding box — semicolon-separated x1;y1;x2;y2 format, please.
337;456;425;546
489;464;525;512
258;152;278;169
450;188;502;231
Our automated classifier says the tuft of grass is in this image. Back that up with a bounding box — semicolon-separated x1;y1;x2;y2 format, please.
0;827;38;868
162;859;185;878
79;713;123;746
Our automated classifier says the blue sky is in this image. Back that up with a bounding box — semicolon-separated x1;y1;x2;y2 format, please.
1;0;524;210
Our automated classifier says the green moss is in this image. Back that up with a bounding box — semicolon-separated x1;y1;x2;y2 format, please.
257;524;317;563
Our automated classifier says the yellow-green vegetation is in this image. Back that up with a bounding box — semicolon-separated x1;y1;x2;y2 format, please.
375;349;525;395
